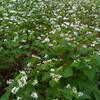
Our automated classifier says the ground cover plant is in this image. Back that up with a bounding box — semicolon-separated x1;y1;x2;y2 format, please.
0;0;100;100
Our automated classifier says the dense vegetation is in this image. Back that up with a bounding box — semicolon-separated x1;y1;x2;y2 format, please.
0;0;100;100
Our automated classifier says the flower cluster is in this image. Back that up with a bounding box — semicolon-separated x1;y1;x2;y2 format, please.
11;87;19;94
17;76;27;87
17;97;22;100
1;0;99;99
50;72;62;82
31;92;38;99
42;37;50;43
31;55;41;59
37;58;62;67
11;71;27;94
66;84;83;97
27;62;31;67
6;79;14;84
32;79;38;86
53;98;58;100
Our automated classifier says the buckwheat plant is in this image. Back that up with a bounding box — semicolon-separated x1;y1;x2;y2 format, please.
0;0;100;100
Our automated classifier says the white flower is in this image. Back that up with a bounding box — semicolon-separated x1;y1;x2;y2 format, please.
64;22;70;25
57;66;63;71
78;92;83;97
72;87;77;94
19;46;22;48
17;97;22;100
49;44;53;47
95;28;100;32
28;30;31;32
11;0;16;2
53;40;56;43
22;40;26;42
84;59;90;62
31;55;41;59
66;84;71;89
37;71;39;73
44;37;50;42
57;75;62;79
82;45;87;48
50;68;55;72
27;62;31;67
4;39;7;41
91;44;95;46
31;55;36;57
69;1;72;4
72;6;76;9
63;17;68;20
60;33;64;37
41;34;45;37
65;37;71;41
32;79;38;86
37;37;41;40
57;16;62;18
43;61;47;64
11;87;19;94
47;60;52;62
69;10;74;13
54;78;59;82
53;98;58;100
88;65;92;69
6;79;14;84
44;54;48;58
19;71;26;75
50;73;54;76
37;57;41;59
93;41;98;44
68;42;71;45
42;40;45;43
31;92;38;99
37;63;41;66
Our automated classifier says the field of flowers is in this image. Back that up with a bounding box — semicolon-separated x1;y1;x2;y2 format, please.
0;0;100;100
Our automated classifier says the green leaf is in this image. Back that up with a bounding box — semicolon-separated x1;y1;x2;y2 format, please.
61;68;73;77
93;88;100;100
71;44;77;48
15;75;22;81
93;55;100;66
61;89;72;100
6;57;14;63
28;34;34;40
0;65;9;69
48;62;54;67
70;53;76;59
69;62;78;68
78;49;88;55
78;80;95;96
59;40;70;49
83;64;97;81
70;61;86;69
42;72;50;81
23;45;29;49
49;79;57;87
40;64;49;70
0;92;10;100
46;87;61;99
76;61;87;69
22;97;33;100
